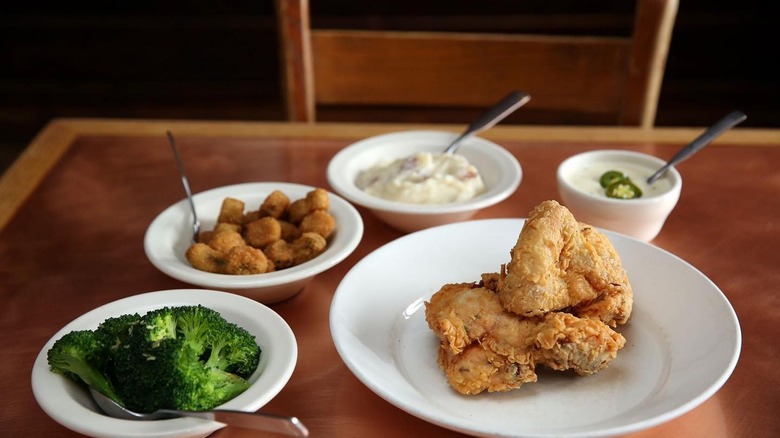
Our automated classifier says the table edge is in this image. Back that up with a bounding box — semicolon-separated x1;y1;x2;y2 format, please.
1;117;778;232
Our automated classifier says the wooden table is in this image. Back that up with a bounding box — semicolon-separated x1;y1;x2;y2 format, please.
2;119;779;437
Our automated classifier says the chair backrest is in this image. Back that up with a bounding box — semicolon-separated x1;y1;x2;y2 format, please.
276;0;678;127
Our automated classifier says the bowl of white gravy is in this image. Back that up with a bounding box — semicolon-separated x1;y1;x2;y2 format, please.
557;150;682;242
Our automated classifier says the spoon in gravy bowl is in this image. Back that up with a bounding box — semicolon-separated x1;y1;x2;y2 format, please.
443;90;531;154
647;110;747;184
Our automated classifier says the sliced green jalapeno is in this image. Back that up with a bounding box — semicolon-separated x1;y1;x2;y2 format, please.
605;178;643;199
599;170;625;188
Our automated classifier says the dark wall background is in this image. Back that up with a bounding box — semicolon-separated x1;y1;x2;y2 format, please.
1;1;777;171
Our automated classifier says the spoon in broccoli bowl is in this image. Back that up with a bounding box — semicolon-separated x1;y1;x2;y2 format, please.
89;386;309;436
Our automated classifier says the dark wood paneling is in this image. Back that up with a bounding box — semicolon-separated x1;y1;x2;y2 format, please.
1;1;778;172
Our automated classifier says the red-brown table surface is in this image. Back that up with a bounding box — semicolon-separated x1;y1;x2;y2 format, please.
1;119;779;437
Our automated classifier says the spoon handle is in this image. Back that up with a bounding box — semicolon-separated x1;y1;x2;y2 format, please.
444;90;531;154
647;110;747;184
160;409;309;436
166;131;201;243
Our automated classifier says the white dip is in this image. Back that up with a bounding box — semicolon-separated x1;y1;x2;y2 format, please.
355;152;486;204
565;160;673;198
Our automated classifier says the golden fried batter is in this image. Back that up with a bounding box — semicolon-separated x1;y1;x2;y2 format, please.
264;239;294;270
185;243;226;274
184;188;335;275
259;190;290;219
425;282;625;394
287;188;330;224
278;220;301;242
213;222;241;234
207;230;246;254
291;232;327;265
224;245;272;275
263;232;327;269
437;342;537;395
217;197;245;225
497;200;632;326
300;210;336;239
244;216;282;248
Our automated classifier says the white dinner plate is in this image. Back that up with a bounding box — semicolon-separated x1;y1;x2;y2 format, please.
32;289;298;438
330;219;741;437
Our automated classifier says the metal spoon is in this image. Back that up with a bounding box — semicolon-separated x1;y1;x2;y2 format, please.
647;110;747;184
89;387;309;436
166;131;200;243
443;90;531;154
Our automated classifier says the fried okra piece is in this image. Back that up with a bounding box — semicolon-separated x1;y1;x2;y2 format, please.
264;232;326;269
244;217;282;248
291;232;328;265
288;188;330;224
208;230;246;254
186;243;227;273
300;210;336;239
213;223;241;234
279;220;301;242
224;245;272;275
259;190;291;219
242;210;261;225
217;197;245;224
264;239;294;270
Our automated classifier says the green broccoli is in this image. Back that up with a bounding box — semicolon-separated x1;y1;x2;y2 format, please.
111;305;261;413
47;330;122;404
47;305;261;414
95;312;140;352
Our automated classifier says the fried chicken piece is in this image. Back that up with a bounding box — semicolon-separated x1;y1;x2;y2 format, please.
531;312;625;376
437;342;537;395
497;200;632;326
480;272;500;291
425;282;625;394
425;282;504;354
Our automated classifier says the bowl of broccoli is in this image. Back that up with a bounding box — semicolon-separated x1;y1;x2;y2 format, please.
31;289;298;438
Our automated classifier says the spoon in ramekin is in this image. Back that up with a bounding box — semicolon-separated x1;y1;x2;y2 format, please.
647;110;747;184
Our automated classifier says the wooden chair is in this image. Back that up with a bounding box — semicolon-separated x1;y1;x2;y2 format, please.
275;0;678;127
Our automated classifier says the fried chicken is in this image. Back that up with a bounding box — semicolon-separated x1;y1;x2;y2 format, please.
425;282;625;395
497;200;632;326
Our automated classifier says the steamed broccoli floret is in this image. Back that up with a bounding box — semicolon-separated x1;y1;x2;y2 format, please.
95;312;140;351
111;305;261;413
47;330;122;403
47;305;261;414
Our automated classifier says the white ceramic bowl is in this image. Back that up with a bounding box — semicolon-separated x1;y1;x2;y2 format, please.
144;183;363;303
327;130;522;233
31;289;298;438
557;150;682;242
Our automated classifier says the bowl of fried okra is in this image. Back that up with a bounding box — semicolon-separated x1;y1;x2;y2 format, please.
144;182;364;303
